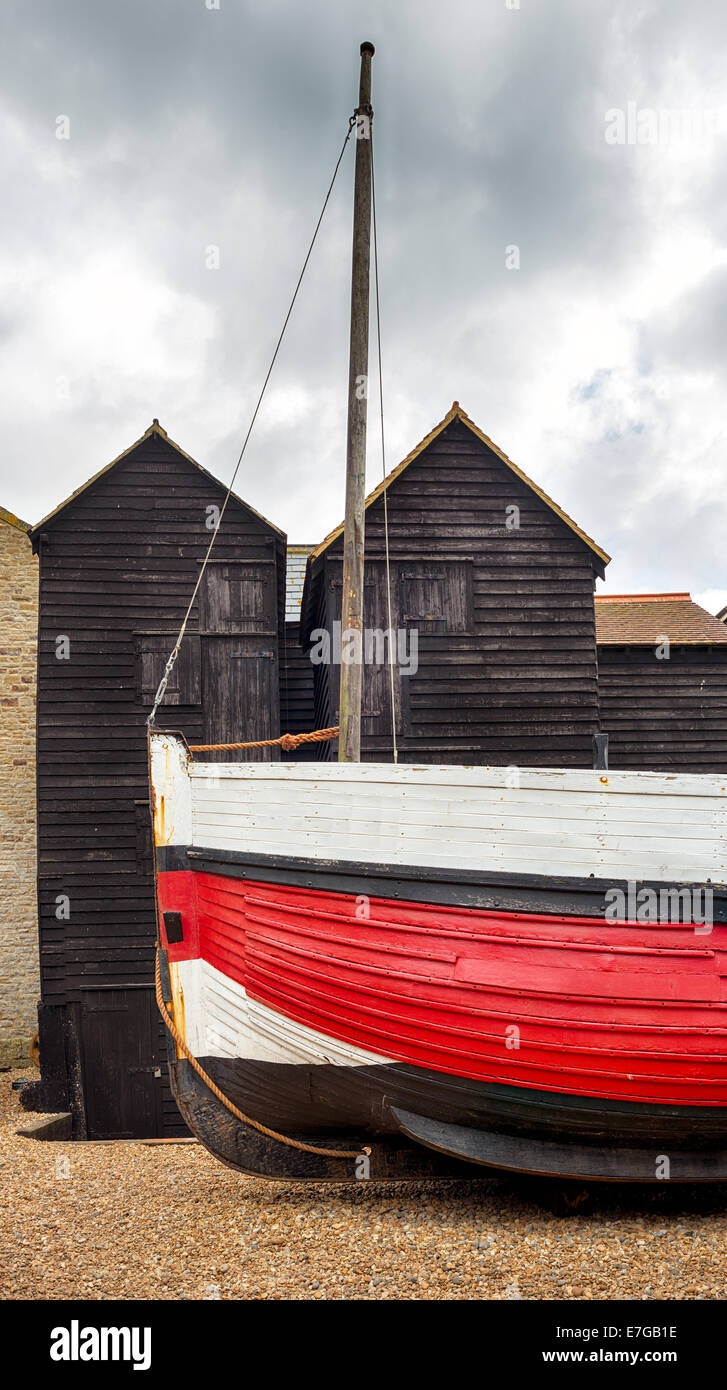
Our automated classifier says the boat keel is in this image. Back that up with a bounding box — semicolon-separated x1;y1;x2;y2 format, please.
390;1106;727;1184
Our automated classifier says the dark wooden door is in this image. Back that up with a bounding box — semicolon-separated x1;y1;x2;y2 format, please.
80;987;164;1138
199;557;280;760
202;638;279;760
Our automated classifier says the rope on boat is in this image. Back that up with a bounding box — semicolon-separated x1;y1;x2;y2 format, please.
187;724;339;754
154;953;368;1162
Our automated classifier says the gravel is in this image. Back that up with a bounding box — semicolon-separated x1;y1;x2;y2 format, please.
2;1069;727;1301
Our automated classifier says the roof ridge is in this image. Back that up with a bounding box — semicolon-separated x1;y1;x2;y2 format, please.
0;505;31;533
596;592;691;603
30;421;285;539
307;401;610;566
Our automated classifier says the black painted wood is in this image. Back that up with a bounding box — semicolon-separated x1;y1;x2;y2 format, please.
167;1055;727;1182
279;621;318;760
598;644;727;773
157;843;727;920
302;419;602;766
28;429;286;1136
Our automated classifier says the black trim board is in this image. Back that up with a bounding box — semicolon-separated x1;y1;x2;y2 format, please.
155;843;727;920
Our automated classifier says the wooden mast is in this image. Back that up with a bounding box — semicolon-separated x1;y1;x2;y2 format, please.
338;40;374;763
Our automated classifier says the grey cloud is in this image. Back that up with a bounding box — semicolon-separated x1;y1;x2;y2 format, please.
0;0;725;598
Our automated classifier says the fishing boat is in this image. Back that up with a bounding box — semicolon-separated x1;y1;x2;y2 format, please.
148;43;727;1183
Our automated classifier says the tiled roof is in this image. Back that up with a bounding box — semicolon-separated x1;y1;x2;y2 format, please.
595;593;727;645
286;544;314;622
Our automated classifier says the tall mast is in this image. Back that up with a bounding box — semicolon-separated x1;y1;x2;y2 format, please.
338;40;375;763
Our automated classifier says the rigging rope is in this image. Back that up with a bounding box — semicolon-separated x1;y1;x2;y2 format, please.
370;119;398;764
155;953;367;1161
188;724;339;753
147;111;358;727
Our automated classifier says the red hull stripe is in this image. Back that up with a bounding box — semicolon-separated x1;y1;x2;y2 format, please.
156;869;727;1106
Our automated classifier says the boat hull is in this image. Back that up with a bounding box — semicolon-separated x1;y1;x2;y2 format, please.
150;733;727;1181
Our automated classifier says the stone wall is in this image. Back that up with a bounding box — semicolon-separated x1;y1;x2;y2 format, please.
0;512;38;1066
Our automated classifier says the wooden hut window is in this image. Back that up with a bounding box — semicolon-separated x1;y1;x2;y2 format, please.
138;633;201;706
399;562;472;634
199;560;276;635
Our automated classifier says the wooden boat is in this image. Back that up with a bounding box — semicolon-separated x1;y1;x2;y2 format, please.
148;44;727;1181
150;731;727;1181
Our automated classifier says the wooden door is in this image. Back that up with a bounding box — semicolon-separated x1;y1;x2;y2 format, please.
202;638;279;760
199;556;280;760
80;987;164;1139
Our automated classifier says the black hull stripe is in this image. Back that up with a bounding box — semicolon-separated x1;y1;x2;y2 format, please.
169;1054;727;1182
156;843;727;920
193;1053;727;1144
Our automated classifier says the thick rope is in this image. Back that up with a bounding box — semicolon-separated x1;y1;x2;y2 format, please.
147;113;358;728
188;724;339;754
370;118;398;764
155;953;367;1161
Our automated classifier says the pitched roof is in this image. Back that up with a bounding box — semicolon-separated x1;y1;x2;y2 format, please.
29;420;285;539
307;401;610;567
285;544;314;621
0;506;30;533
595;593;727;645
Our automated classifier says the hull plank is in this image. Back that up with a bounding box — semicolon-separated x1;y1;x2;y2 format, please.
157;873;727;1108
186;1052;727;1150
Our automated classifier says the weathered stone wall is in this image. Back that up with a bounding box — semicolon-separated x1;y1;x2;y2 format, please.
0;514;38;1066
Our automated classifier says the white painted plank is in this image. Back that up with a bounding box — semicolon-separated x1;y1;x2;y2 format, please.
151;734;727;884
174;958;392;1065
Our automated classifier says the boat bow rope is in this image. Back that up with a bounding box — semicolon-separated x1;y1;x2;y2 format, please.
154;955;368;1161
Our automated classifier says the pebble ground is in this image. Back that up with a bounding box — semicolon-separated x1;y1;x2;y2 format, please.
2;1070;726;1301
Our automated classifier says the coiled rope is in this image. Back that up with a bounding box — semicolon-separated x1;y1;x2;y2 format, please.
188;724;339;754
155;953;368;1162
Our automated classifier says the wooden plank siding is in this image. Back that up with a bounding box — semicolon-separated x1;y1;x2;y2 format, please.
27;425;286;1136
302;416;604;766
597;644;727;774
279;621;317;759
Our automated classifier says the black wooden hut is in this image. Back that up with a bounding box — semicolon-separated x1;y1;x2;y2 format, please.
299;402;610;766
23;421;285;1138
596;593;727;773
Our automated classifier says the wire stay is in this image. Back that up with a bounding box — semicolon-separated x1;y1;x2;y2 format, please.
148;112;358;726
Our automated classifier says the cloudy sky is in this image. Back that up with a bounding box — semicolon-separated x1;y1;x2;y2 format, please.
1;0;726;607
